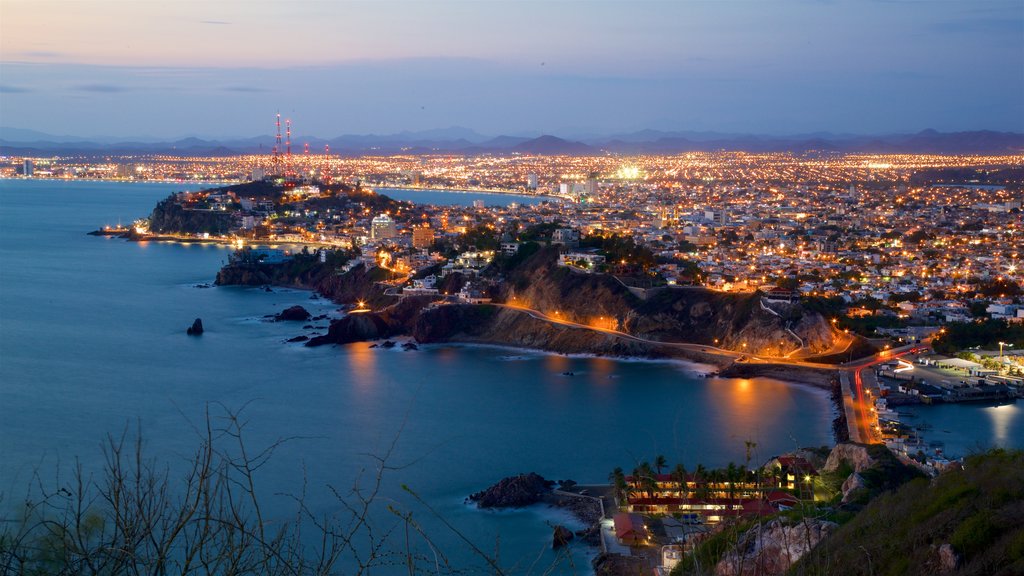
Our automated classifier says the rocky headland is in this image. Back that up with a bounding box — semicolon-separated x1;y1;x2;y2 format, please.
215;244;855;383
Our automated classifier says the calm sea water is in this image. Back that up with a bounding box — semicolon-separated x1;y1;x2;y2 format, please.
900;401;1023;459
1;179;836;573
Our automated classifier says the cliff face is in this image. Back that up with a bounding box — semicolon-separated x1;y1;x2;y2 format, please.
149;197;234;235
501;246;839;357
716;518;838;576
216;258;396;310
412;304;662;357
218;244;840;360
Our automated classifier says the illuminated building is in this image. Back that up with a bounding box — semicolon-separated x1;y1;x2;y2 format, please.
371;214;398;240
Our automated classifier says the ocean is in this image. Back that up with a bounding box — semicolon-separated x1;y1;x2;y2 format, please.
2;178;840;572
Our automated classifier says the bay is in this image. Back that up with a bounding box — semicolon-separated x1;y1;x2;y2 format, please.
1;178;834;573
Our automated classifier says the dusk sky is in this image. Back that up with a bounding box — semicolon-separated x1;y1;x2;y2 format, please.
1;0;1022;139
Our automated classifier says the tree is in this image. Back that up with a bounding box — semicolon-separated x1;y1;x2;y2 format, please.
654;455;667;476
670;464;689;498
0;407;529;576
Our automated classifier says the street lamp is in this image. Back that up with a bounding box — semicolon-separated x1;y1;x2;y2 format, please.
999;341;1014;365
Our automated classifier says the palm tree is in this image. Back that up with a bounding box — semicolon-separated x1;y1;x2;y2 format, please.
744;440;758;468
670;463;688;497
654;454;667;476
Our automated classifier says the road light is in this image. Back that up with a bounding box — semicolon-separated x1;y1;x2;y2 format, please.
999;341;1014;365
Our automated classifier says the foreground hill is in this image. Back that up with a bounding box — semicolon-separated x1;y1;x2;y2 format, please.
792;448;1024;576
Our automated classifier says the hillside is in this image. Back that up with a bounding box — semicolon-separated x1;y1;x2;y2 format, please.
217;245;842;366
792;449;1024;576
499;246;840;357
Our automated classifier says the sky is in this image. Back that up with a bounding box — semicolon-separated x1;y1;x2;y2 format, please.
0;0;1022;139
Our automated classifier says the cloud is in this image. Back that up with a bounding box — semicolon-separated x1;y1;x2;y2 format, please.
0;84;32;93
75;83;131;93
201;20;230;25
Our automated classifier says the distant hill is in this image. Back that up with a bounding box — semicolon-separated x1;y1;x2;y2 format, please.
511;135;595;155
1;127;1021;156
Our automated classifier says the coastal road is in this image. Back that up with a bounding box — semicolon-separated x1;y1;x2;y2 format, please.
496;302;851;371
844;347;920;444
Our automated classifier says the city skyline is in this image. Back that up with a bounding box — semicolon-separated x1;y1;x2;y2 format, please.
1;0;1022;138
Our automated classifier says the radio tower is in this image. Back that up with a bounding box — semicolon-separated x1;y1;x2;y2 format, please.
304;142;310;154
273;112;282;173
285;119;292;157
325;144;330;155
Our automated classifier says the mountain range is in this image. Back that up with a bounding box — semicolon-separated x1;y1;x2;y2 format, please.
1;127;1022;156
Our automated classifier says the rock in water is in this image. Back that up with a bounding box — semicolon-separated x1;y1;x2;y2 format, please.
552;525;574;548
186;318;204;336
469;473;554;508
275;305;311;321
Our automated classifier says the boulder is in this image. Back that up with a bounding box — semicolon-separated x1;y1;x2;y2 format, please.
841;472;868;504
286;335;309;343
552;525;574;548
824;443;875;473
275;305;311;322
186;318;204;336
401;342;419;351
936;543;960;574
469;473;554;508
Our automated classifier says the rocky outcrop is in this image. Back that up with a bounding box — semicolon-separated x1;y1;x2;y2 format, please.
716;518;837;576
149;196;233;235
469;473;554;508
840;472;867;504
275;305;311;321
306;313;396;346
824;443;876;473
930;543;960;574
552;525;574;548
186;318;204;335
219;243;843;362
413;304;663;357
501;246;841;358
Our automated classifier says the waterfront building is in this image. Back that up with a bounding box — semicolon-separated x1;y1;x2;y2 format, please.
527;173;538;190
623;467;813;523
22;159;33;177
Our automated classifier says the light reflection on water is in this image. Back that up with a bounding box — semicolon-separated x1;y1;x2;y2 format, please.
984;403;1019;445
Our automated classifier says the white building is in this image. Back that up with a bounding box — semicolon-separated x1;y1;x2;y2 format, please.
371;214;398;240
